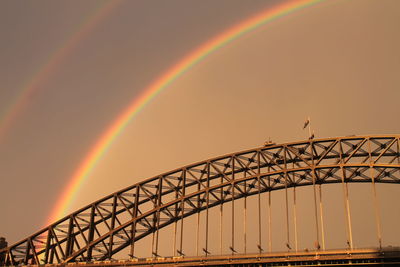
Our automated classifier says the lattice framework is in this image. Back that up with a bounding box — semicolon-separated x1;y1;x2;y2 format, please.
1;135;399;265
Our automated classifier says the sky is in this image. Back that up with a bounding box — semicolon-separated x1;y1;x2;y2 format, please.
0;0;400;255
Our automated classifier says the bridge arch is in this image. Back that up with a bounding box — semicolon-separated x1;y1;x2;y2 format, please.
1;135;400;265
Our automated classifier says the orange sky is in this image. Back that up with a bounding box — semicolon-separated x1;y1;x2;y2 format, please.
0;0;399;254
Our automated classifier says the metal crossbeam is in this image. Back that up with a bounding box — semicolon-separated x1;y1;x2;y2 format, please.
1;135;399;265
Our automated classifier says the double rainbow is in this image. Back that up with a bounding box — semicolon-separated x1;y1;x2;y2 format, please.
0;1;121;141
48;0;325;224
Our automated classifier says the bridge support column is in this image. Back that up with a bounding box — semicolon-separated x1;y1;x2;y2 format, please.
293;186;298;252
341;167;354;249
219;175;223;255
311;167;320;250
319;184;326;250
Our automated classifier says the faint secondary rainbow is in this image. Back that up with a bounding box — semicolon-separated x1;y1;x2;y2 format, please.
48;0;325;224
0;1;121;142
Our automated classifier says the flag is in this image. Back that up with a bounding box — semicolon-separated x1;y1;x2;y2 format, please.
303;118;310;129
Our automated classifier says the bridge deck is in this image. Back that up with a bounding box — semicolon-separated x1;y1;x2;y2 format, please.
23;249;400;267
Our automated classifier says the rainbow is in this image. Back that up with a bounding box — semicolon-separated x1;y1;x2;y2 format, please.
48;0;325;225
0;1;121;141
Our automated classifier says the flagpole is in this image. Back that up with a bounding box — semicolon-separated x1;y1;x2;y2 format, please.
303;117;313;139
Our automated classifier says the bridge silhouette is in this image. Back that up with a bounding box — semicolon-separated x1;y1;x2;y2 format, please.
1;135;400;266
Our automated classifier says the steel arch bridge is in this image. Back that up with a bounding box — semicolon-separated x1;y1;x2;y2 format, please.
1;135;400;266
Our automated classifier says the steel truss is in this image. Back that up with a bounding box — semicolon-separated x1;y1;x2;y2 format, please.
1;135;400;265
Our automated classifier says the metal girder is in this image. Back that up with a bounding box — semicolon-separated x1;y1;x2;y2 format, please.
1;135;400;265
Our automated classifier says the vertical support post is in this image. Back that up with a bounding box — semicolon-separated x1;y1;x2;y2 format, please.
370;167;382;249
319;184;326;250
284;174;290;250
268;174;272;253
220;171;224;255
179;206;184;256
87;205;96;260
151;224;155;256
244;178;247;254
44;228;51;264
130;187;140;258
155;218;161;257
24;239;30;265
231;185;235;255
196;211;200;256
310;140;320;250
151;181;162;257
290;153;298;252
265;155;272;253
154;177;163;257
49;240;55;264
257;150;262;254
205;162;210;256
344;180;353;248
312;174;320;250
231;157;235;255
339;141;353;249
173;216;177;257
179;169;187;256
196;178;201;257
173;187;178;257
368;139;383;249
66;216;74;258
284;147;290;250
150;193;156;258
293;186;298;252
205;193;210;256
108;195;117;259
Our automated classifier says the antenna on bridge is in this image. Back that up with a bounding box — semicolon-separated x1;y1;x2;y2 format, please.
303;116;314;140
